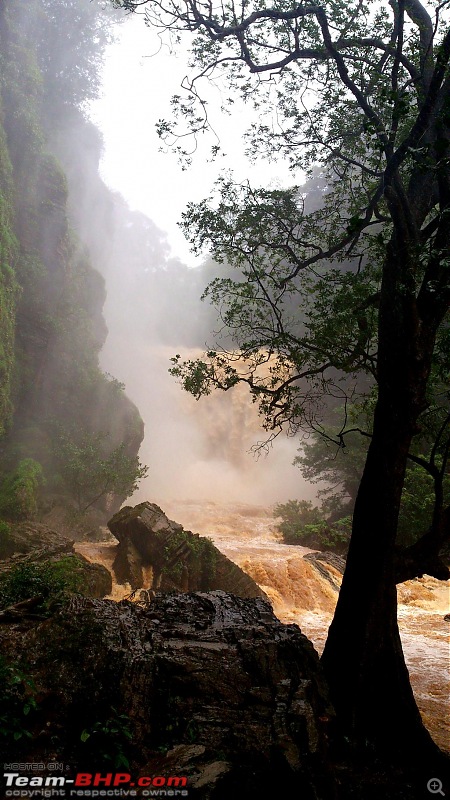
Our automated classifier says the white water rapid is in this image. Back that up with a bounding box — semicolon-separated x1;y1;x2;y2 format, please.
77;499;449;752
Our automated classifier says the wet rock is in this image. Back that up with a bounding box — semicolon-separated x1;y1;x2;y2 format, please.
61;553;112;598
40;504;107;541
304;551;346;574
0;521;73;561
109;502;267;599
0;522;112;598
304;551;345;592
112;536;144;588
1;591;335;798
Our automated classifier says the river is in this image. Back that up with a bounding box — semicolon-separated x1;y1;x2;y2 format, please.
76;498;450;752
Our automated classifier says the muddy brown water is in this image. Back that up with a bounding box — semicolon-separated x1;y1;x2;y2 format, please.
76;499;450;752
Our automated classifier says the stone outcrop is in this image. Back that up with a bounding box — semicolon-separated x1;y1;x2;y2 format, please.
109;502;268;600
0;591;335;797
0;522;112;598
304;551;345;592
0;521;73;560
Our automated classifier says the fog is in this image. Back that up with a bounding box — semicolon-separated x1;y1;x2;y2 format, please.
94;199;306;506
89;14;297;265
44;10;313;510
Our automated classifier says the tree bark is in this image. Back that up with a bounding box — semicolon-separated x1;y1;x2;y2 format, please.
321;236;444;762
321;420;436;758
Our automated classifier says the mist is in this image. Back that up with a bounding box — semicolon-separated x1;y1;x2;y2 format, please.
42;118;307;510
81;190;308;508
28;9;313;512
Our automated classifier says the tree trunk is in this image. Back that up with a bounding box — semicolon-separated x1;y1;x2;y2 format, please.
321;238;444;763
321;416;435;758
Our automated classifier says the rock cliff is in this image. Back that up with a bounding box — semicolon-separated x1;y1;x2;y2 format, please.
0;0;145;520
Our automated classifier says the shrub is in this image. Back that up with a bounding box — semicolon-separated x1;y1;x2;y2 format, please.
274;500;322;542
0;459;44;520
274;500;351;555
0;520;12;558
79;707;133;769
0;557;85;611
161;530;217;590
54;432;148;512
0;656;39;751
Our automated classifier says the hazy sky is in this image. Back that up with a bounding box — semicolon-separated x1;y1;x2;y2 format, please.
91;10;308;506
90;12;294;264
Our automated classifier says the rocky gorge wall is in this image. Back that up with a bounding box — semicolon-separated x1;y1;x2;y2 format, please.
0;0;144;517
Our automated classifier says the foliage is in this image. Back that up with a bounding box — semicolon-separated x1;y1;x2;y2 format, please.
0;0;145;520
274;499;351;554
0;459;44;520
161;530;217;589
295;408;450;547
55;431;148;512
0;656;39;749
0;558;85;611
0;95;20;436
132;0;450;525
274;499;323;540
275;465;449;551
398;462;450;547
79;708;133;769
44;555;95;594
296;424;370;519
0;520;12;559
10;0;122;117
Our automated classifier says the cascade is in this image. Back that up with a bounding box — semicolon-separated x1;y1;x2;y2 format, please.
77;500;450;752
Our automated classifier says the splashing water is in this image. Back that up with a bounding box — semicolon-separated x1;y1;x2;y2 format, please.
160;499;450;752
77;501;449;751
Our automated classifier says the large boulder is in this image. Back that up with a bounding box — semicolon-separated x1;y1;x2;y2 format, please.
0;591;335;797
109;502;268;599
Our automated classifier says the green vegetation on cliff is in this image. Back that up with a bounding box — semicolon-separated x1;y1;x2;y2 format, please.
0;93;20;437
0;0;145;519
0;458;43;520
0;554;111;611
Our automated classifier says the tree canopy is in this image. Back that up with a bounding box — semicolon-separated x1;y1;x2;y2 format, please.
55;430;148;513
111;0;450;765
35;0;122;113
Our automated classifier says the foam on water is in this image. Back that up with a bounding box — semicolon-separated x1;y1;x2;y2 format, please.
76;501;449;750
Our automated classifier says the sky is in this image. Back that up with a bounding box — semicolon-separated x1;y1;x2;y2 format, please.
90;11;294;265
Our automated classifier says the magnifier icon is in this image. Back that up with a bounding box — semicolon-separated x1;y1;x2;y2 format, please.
427;778;445;796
